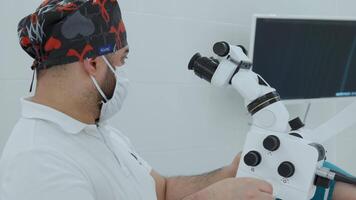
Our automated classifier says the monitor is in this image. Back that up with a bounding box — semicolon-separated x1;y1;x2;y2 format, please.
250;15;356;100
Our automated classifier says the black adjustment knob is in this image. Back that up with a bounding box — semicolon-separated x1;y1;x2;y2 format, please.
278;161;295;178
289;117;305;131
244;151;262;167
263;135;280;151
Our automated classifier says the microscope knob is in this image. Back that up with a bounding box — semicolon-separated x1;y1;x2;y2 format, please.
263;135;280;151
244;151;262;167
278;161;295;178
289;117;305;131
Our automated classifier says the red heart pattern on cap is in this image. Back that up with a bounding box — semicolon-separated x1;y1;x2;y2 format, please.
45;37;62;52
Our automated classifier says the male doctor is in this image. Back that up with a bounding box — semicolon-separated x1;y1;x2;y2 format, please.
0;0;355;200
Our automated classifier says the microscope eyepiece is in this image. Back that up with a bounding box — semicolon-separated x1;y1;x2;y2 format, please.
213;42;249;57
188;53;219;83
188;53;202;70
213;41;230;57
188;42;250;84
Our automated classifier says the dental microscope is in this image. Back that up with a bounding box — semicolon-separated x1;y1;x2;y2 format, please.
188;41;356;200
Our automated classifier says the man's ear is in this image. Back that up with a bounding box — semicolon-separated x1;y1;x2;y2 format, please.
83;57;97;76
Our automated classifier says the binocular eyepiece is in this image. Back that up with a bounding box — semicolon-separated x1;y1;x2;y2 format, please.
188;53;220;83
188;42;248;83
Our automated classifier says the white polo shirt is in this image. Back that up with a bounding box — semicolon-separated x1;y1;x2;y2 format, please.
0;98;157;200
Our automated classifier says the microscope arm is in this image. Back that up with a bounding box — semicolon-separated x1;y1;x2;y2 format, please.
311;100;356;144
210;45;290;133
230;68;290;133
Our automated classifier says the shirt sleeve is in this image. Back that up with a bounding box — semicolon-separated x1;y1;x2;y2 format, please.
0;148;96;200
107;126;153;173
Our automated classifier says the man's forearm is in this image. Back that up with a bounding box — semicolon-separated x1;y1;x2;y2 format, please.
165;165;236;200
174;176;356;200
333;181;356;200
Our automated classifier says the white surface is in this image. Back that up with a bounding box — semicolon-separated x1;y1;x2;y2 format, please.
312;100;356;143
0;99;156;200
0;0;356;177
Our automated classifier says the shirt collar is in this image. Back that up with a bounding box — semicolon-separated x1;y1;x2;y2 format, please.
21;97;97;134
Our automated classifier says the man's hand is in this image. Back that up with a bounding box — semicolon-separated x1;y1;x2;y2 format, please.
225;152;242;177
183;177;274;200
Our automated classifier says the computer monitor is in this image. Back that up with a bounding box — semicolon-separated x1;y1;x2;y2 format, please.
250;15;356;100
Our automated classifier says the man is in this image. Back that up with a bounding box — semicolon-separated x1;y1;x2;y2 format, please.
0;0;355;200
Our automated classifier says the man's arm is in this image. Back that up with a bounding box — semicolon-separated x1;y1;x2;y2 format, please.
151;153;356;200
151;172;274;200
150;153;241;200
165;165;236;200
333;181;356;200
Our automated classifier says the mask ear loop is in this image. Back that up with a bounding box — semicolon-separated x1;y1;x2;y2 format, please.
90;76;109;103
86;57;109;103
102;56;117;76
29;69;36;93
89;56;118;103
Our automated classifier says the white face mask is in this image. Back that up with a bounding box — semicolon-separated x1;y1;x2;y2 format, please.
90;55;129;123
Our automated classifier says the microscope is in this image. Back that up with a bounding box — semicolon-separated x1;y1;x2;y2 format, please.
188;41;356;200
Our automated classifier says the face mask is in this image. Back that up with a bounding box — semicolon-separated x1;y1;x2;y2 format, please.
90;55;129;122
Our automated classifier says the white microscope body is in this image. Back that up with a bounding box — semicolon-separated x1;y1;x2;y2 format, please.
188;42;328;200
212;43;321;200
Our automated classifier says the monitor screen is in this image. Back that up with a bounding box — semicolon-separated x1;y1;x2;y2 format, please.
252;17;356;100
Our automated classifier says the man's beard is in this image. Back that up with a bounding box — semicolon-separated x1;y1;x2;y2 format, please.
101;68;116;100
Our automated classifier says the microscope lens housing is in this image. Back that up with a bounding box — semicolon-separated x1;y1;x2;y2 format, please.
188;53;220;83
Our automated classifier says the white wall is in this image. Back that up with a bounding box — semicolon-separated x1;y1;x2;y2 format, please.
1;0;356;177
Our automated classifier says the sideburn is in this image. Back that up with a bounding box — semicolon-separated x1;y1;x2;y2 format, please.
101;67;116;100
